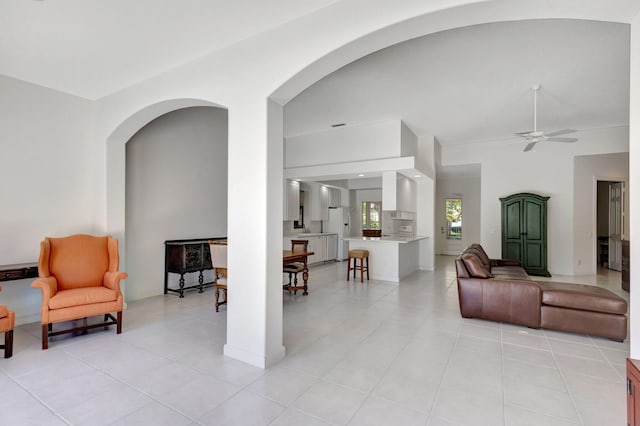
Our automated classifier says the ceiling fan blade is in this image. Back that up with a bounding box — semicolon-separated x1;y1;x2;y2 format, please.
545;129;576;137
546;137;578;143
524;142;537;152
516;130;533;135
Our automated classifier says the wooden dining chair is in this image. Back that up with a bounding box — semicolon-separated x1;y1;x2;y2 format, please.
208;240;228;312
283;239;308;294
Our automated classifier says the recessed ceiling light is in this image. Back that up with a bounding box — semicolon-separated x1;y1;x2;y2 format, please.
414;175;421;178
357;173;365;177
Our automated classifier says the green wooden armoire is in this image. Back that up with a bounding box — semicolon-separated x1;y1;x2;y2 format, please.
500;192;551;277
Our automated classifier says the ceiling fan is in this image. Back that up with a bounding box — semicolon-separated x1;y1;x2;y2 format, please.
516;84;578;152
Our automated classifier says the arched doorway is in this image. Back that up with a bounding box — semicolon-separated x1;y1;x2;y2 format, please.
125;106;228;301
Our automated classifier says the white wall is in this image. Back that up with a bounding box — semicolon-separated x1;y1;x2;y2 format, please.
0;75;100;325
573;153;629;275
435;175;481;255
125;107;228;301
629;9;640;359
285;120;405;168
441;126;628;275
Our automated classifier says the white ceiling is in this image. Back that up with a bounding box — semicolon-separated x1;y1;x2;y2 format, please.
0;0;340;99
284;20;630;149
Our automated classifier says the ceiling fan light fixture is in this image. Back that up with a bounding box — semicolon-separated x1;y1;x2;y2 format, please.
515;84;578;152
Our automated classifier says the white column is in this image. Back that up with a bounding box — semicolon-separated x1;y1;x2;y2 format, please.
629;13;640;358
417;178;435;271
223;98;285;368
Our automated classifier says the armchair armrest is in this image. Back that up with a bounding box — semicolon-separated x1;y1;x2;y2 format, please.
31;277;58;323
490;258;522;267
31;277;58;300
103;271;128;293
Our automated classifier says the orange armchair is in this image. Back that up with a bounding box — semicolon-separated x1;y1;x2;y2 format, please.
31;234;128;349
0;286;15;358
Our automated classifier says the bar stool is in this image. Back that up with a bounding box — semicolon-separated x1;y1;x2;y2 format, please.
347;249;369;282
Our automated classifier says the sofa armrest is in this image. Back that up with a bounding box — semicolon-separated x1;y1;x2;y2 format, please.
457;277;542;328
490;258;522;267
103;271;128;294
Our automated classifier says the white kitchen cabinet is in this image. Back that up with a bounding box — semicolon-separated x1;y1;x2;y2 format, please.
309;183;329;221
307;236;326;264
328;187;341;208
325;234;338;261
283;179;300;221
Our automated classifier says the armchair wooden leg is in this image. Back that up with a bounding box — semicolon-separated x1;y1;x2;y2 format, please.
215;288;220;312
117;311;123;334
42;324;49;350
4;330;13;358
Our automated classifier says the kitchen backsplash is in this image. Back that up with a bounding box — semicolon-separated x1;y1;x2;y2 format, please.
283;220;324;235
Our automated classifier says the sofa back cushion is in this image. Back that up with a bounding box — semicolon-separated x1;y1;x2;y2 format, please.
462;253;493;278
466;247;491;269
46;235;109;290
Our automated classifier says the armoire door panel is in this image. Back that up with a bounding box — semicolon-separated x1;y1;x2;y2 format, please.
501;192;550;277
525;201;543;241
504;242;522;260
505;202;522;239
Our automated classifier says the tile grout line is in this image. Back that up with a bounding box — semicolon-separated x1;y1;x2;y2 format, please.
420;318;464;425
546;331;586;426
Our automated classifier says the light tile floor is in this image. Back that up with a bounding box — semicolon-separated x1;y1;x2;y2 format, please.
0;256;629;425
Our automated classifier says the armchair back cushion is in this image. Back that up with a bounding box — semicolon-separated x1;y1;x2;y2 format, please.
40;235;115;290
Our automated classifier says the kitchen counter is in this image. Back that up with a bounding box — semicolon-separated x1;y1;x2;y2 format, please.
286;233;337;237
344;236;430;282
344;235;428;244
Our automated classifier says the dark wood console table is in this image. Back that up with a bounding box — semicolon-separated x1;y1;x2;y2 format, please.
164;237;226;298
622;240;630;292
0;263;38;282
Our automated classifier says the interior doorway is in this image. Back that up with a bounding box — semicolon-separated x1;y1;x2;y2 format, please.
596;180;627;272
442;197;463;255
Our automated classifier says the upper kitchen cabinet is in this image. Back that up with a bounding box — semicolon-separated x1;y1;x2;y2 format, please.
328;187;341;208
283;179;300;221
308;183;329;221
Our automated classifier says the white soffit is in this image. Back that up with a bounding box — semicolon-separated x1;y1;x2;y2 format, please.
0;0;341;99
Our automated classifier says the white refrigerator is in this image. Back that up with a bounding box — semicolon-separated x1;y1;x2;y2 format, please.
327;207;351;261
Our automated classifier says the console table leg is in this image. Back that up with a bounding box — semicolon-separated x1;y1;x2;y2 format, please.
179;274;185;298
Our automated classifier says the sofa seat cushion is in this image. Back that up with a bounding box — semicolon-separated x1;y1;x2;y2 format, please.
540;282;627;315
0;305;8;319
49;287;117;310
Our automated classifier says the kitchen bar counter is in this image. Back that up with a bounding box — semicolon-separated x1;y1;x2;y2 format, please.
286;233;338;237
344;235;428;244
344;236;430;282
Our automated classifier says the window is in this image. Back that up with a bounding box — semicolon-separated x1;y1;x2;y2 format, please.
362;201;382;229
445;198;462;240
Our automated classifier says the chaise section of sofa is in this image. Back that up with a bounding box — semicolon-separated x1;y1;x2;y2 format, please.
455;244;628;341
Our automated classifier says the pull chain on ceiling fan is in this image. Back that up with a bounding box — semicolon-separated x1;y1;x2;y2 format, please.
516;84;578;152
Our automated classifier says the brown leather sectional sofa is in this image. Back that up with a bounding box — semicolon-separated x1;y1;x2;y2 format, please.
456;244;628;341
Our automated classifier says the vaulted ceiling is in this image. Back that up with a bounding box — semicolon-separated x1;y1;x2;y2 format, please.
284;19;630;149
0;0;340;99
1;4;631;157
